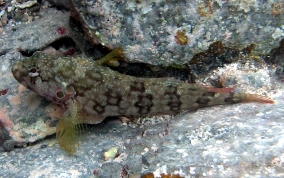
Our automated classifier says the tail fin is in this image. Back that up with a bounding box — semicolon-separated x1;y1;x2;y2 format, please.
243;93;274;104
202;86;274;104
203;86;234;93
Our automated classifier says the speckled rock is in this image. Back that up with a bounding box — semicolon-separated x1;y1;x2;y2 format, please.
48;0;70;9
0;90;283;177
0;2;284;178
97;162;123;178
0;51;58;151
0;8;70;150
0;8;69;53
69;0;284;65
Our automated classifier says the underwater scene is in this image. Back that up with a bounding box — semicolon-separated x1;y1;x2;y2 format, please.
0;0;284;177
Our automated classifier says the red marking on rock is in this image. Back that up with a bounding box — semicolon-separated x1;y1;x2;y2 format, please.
93;170;98;175
57;27;66;35
0;89;8;96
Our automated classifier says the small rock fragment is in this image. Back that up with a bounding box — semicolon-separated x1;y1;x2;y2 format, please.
104;146;119;160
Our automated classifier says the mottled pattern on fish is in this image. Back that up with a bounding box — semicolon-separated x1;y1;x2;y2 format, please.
11;48;273;154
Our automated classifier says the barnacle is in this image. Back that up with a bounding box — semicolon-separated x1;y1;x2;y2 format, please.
175;30;188;45
197;0;214;17
271;3;284;16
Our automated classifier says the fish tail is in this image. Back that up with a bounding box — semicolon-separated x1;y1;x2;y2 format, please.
243;93;274;104
203;86;274;104
203;86;234;93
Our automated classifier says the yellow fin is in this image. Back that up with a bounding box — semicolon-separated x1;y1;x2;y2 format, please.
56;100;82;155
56;117;78;154
96;47;125;67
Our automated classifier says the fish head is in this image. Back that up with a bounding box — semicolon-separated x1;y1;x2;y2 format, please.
12;52;41;89
11;52;75;105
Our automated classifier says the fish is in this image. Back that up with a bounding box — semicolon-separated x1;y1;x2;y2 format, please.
11;48;274;154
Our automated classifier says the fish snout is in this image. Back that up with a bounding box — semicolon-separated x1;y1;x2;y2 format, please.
11;61;28;85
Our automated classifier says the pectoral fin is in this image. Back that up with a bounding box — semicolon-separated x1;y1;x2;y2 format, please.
56;116;80;155
96;47;125;67
56;100;81;155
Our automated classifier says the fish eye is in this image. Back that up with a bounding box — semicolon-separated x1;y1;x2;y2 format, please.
29;67;37;73
56;90;65;99
28;67;39;77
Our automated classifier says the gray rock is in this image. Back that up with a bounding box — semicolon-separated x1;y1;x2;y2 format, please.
0;95;283;177
48;0;70;9
69;0;284;65
0;8;69;53
97;162;123;178
0;1;283;178
0;8;70;150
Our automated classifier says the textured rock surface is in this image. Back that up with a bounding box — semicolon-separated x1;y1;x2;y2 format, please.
0;8;69;150
0;0;283;177
0;49;59;152
70;0;284;65
0;92;283;177
0;8;69;53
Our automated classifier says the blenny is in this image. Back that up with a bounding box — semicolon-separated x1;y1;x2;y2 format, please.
11;48;274;154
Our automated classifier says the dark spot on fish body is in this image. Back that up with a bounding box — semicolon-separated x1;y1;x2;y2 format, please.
202;91;215;97
224;92;241;103
167;100;182;112
135;94;154;115
164;85;182;112
196;97;211;105
79;78;95;89
92;100;106;115
117;98;132;115
164;85;178;94
85;70;103;84
69;85;84;96
105;89;122;106
130;81;145;92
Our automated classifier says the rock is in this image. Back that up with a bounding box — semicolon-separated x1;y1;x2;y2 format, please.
0;8;69;149
0;1;283;177
97;162;123;178
69;0;284;65
0;8;69;53
48;0;70;9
